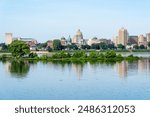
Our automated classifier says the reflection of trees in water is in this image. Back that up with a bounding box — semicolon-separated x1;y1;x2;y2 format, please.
8;61;30;78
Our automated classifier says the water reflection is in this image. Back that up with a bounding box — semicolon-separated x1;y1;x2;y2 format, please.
5;61;30;78
116;61;128;78
115;59;150;78
72;64;84;80
3;59;150;79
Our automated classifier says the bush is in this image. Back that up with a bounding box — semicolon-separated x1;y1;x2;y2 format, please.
29;53;38;58
72;51;87;58
105;51;116;58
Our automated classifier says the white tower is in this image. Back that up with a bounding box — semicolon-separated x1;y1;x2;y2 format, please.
5;33;13;45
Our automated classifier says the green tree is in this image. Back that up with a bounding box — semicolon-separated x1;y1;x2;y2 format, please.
139;45;145;49
108;44;115;50
133;45;139;49
117;44;125;50
91;44;100;50
53;40;61;50
81;45;91;50
67;44;78;50
2;44;8;51
47;46;52;52
99;42;108;50
148;42;150;49
9;40;30;58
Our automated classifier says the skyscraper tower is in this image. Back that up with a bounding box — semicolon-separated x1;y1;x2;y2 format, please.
146;33;150;42
118;27;128;46
5;33;13;45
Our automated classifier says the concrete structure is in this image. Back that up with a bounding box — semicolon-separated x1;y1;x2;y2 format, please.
5;33;13;45
138;35;147;46
47;40;53;49
67;35;72;45
88;37;112;46
118;27;128;46
113;36;118;47
72;29;85;47
146;33;150;42
60;37;67;46
99;38;112;44
5;33;37;50
128;36;138;45
87;37;98;46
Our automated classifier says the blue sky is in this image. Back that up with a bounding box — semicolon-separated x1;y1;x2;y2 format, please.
0;0;150;42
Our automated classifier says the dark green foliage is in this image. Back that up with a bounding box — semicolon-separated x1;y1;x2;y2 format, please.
9;40;30;58
72;51;87;58
133;44;139;49
53;40;61;50
29;52;38;58
108;44;115;49
89;52;98;59
148;42;150;48
47;46;52;52
81;45;91;49
139;45;145;49
9;60;30;78
105;51;116;58
117;44;125;50
67;44;78;50
52;51;71;59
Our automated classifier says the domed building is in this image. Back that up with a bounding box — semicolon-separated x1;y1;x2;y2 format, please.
72;29;85;47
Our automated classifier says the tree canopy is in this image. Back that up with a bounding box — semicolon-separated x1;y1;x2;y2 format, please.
53;39;61;50
9;40;30;58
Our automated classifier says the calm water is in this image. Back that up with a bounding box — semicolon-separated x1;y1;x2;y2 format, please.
0;59;150;100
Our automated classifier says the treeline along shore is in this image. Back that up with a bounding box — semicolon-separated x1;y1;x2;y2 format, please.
0;40;140;63
0;50;139;62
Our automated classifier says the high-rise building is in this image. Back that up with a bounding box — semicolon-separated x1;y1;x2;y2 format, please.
5;33;13;45
146;33;150;42
118;27;128;46
113;36;118;47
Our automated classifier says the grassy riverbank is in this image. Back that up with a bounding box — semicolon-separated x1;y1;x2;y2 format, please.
0;51;139;63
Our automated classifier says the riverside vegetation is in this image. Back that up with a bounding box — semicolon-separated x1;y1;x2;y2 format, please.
0;40;139;63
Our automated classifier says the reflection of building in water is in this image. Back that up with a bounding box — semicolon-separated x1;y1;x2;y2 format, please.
4;62;11;73
138;59;149;73
116;61;128;78
72;64;83;80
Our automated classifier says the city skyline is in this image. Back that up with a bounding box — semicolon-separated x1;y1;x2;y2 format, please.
1;0;150;42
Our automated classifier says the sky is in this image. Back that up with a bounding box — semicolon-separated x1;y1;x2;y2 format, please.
0;0;150;43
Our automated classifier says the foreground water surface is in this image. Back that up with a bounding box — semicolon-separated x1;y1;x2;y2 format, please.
0;59;150;100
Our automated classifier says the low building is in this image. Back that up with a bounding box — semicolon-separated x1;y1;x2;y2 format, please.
128;36;138;45
99;38;112;45
47;40;53;49
60;37;67;46
138;35;147;47
5;33;38;50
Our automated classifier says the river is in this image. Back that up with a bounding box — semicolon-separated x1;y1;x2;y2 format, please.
0;58;150;100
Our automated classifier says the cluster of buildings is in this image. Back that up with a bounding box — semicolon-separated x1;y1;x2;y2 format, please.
4;28;150;51
5;33;38;50
113;27;150;49
47;29;112;49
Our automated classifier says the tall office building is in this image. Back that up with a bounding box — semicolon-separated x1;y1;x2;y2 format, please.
146;33;150;42
5;33;13;45
118;27;128;46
